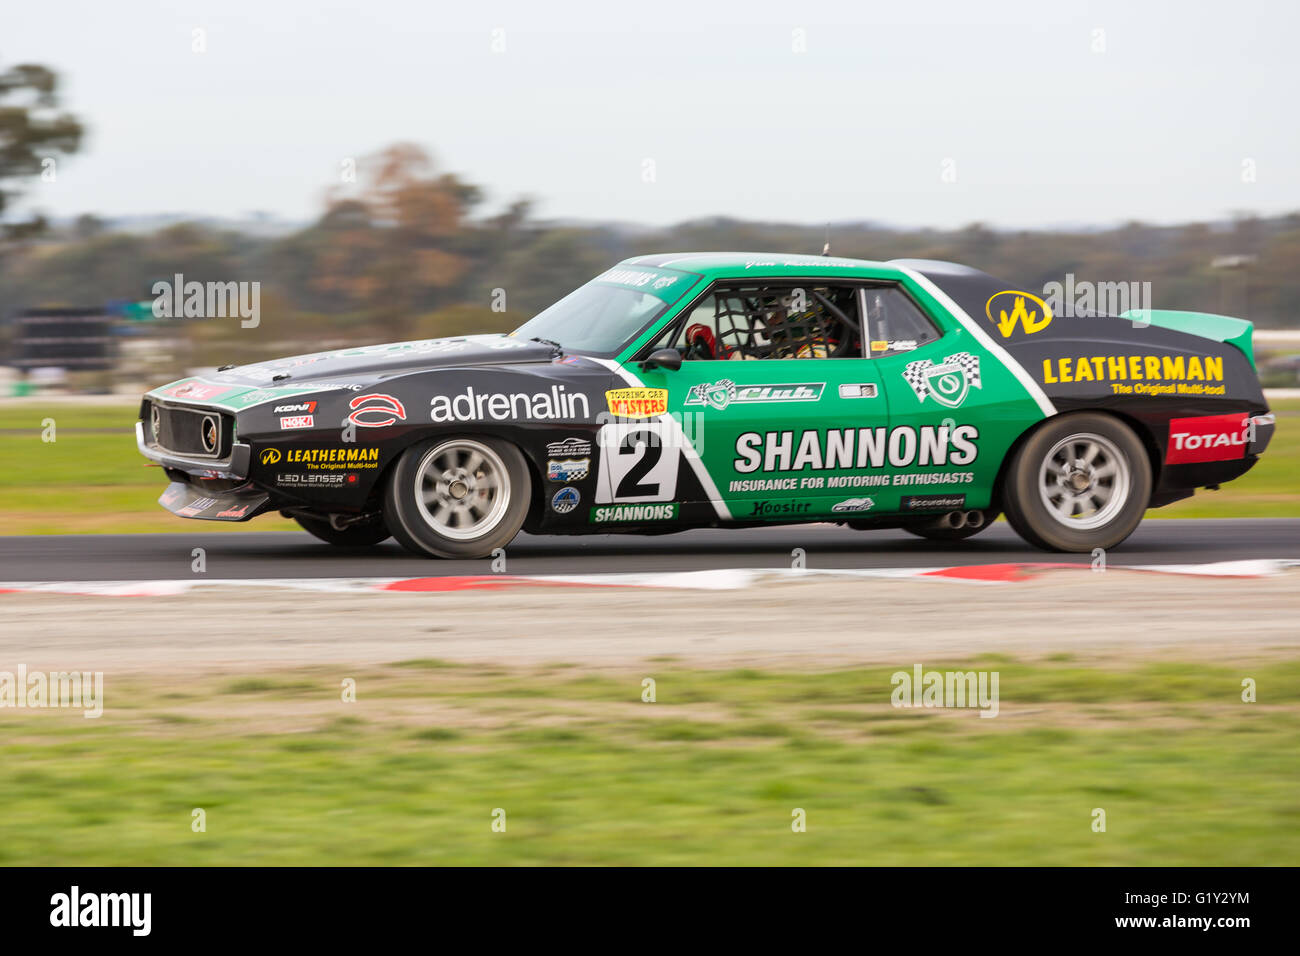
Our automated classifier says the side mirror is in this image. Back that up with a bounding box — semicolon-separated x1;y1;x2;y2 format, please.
642;348;682;372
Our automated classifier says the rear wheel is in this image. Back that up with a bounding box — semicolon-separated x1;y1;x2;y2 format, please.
1002;413;1151;552
294;514;391;547
383;436;531;558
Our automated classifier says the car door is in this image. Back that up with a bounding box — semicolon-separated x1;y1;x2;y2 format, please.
863;284;1006;514
628;281;889;521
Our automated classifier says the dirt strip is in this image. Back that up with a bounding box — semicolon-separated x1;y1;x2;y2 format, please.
1;570;1297;675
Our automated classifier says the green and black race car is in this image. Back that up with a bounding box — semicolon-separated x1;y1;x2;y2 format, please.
136;253;1274;557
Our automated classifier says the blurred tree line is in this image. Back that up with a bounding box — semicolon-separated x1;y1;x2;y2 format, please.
3;142;1299;376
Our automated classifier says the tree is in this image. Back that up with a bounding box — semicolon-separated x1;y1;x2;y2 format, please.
0;63;84;240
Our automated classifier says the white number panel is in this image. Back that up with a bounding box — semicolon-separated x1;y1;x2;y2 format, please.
595;422;682;504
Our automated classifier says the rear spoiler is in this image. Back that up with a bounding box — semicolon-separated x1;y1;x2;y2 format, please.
1121;309;1255;369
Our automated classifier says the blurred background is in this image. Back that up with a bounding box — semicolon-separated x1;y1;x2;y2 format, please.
2;0;1299;395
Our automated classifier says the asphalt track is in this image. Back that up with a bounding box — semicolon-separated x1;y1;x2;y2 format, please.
0;519;1296;582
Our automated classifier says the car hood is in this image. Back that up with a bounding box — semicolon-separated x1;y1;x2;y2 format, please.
213;334;557;387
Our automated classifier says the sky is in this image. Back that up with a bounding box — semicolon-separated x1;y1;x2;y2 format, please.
3;0;1298;230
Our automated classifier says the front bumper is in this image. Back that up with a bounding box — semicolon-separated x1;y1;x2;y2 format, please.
158;480;271;521
136;420;252;479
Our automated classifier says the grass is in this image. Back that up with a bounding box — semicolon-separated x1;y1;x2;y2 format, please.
0;658;1297;865
0;401;1297;533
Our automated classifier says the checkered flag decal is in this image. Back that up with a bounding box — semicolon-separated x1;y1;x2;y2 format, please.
952;351;981;389
902;352;981;402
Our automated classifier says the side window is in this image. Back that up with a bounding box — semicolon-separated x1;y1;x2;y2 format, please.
861;287;941;357
655;284;864;360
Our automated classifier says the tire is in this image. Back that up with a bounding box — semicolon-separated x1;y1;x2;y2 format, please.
294;514;391;547
903;511;1001;541
1002;413;1152;553
383;435;531;559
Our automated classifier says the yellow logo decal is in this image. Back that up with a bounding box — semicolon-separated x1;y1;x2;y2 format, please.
606;388;668;418
985;290;1053;338
259;448;281;465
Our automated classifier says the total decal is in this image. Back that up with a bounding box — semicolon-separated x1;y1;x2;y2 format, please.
347;393;406;427
902;353;982;408
683;379;824;411
431;386;591;423
1166;414;1250;465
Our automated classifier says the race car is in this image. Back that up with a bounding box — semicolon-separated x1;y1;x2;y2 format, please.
136;253;1274;557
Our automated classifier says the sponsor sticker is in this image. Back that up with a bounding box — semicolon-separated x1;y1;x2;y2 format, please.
746;500;813;517
273;402;317;414
215;504;250;518
177;496;219;516
683;380;824;410
831;497;875;513
275;473;352;486
279;415;314;429
260;447;380;471
870;340;888;352
547;457;591;482
1166;413;1249;464
590;503;679;523
158;381;234;401
432;386;590;423
1039;354;1226;396
605;388;668;418
547;437;593;458
900;493;966;511
551;486;580;514
902;353;982;408
348;393;406;428
985;291;1053;337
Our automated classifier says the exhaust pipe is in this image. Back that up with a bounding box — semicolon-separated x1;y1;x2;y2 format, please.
963;510;985;530
942;510;967;529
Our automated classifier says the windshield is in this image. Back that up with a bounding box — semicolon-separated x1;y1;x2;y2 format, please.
513;265;696;356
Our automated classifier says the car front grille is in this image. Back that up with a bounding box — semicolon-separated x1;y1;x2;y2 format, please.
142;401;233;459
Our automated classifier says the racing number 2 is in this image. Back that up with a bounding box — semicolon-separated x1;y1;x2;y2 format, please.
595;422;682;504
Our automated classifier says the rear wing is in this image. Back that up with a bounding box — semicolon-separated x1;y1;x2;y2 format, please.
1121;309;1255;369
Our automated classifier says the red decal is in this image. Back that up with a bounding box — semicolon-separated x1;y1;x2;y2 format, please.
1167;414;1250;465
347;393;407;428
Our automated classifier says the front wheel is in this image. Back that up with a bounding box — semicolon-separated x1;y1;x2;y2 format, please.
383;436;531;559
1002;413;1152;553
